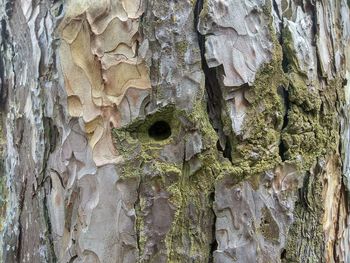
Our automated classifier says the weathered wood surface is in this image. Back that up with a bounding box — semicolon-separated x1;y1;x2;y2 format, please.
0;0;350;262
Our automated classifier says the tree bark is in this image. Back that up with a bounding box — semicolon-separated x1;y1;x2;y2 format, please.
1;0;350;262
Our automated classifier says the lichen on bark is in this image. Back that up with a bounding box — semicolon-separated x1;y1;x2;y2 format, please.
1;0;350;262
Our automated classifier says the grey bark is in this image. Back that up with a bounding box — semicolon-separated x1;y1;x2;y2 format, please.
0;0;350;263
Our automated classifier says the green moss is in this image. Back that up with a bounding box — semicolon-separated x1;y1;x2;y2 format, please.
283;171;325;262
280;76;342;171
121;3;345;260
0;116;5;232
136;196;146;257
282;27;301;71
164;103;220;262
288;72;321;112
279;18;344;261
175;40;188;67
198;0;209;21
223;45;287;178
112;93;244;261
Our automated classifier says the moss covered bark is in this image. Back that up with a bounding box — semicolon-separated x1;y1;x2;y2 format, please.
1;0;350;262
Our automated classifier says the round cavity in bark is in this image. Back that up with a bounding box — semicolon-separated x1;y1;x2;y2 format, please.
148;121;171;141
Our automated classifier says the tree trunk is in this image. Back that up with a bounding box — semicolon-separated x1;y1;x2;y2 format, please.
1;0;350;262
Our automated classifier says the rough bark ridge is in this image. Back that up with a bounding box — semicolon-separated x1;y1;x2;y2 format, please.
0;0;350;262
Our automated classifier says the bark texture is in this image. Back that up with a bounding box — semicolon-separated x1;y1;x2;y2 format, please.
0;0;350;262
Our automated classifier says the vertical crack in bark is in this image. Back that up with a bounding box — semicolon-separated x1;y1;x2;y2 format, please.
272;0;281;19
333;181;347;262
194;0;232;163
193;1;221;260
135;177;141;260
4;1;14;18
43;186;58;263
208;191;217;263
40;117;59;262
16;177;27;262
272;0;283;44
278;86;290;161
0;19;9;109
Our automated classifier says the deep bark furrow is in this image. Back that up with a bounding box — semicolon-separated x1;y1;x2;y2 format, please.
1;0;350;262
194;0;232;162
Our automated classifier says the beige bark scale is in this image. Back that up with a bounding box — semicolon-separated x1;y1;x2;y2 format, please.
0;0;349;263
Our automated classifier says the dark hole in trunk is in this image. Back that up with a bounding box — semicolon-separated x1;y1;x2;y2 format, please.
148;121;172;141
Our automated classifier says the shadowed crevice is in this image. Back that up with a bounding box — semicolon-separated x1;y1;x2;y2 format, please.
194;0;232;163
148;120;172;141
194;1;223;261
